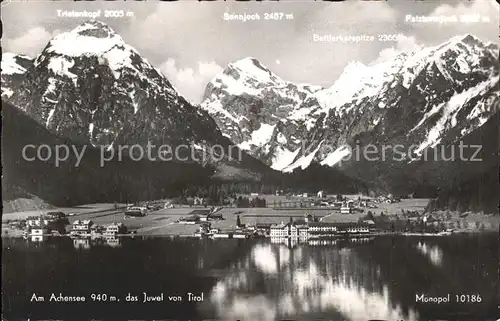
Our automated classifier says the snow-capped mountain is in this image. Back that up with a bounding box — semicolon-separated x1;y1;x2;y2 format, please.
294;34;499;172
2;20;268;179
201;57;323;170
201;35;499;179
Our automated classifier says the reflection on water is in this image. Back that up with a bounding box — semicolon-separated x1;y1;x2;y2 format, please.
104;236;122;248
71;236;122;249
73;237;91;250
210;240;419;321
30;235;49;242
3;234;497;320
416;241;443;267
307;238;374;247
252;244;278;274
27;235;124;249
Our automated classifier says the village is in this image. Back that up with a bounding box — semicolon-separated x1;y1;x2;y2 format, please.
2;191;498;248
11;212;129;248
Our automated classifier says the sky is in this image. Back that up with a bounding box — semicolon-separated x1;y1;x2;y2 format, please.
2;0;498;103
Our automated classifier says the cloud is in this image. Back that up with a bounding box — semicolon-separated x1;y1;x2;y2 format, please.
370;1;498;66
4;27;55;57
159;58;223;103
372;35;421;65
431;0;498;17
282;1;400;85
1;0;497;92
407;0;498;46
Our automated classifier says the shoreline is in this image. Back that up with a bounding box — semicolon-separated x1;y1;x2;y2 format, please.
3;199;498;241
3;229;495;240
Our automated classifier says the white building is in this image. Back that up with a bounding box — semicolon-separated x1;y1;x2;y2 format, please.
308;222;370;236
340;201;354;214
105;223;126;235
26;216;50;227
336;223;370;234
298;225;309;238
71;220;93;236
270;222;309;238
270;223;287;237
346;225;369;233
308;223;338;236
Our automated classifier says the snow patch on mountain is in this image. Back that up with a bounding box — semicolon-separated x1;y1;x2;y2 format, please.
47;56;78;85
46;108;56;127
467;91;499;123
2;88;14;98
276;132;287;145
320;145;352;167
105;46;133;70
201;98;240;123
283;141;324;173
414;75;499;155
271;146;300;171
315;58;404;115
1;53;30;75
289;105;317;121
239;123;276;150
454;56;470;74
212;74;260;96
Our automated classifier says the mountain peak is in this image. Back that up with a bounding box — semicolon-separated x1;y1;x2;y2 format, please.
73;20;117;38
43;20;125;57
333;60;371;85
460;33;478;42
454;34;499;55
343;60;368;73
444;33;489;49
231;57;269;72
222;57;283;87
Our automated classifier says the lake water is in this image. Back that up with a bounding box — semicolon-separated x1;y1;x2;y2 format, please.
2;234;498;320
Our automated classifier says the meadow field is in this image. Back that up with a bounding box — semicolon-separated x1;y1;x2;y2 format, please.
3;195;497;236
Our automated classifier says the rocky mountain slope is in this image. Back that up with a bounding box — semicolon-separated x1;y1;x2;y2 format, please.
202;35;498;171
2;20;269;180
201;57;323;170
1;53;33;99
201;35;499;198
